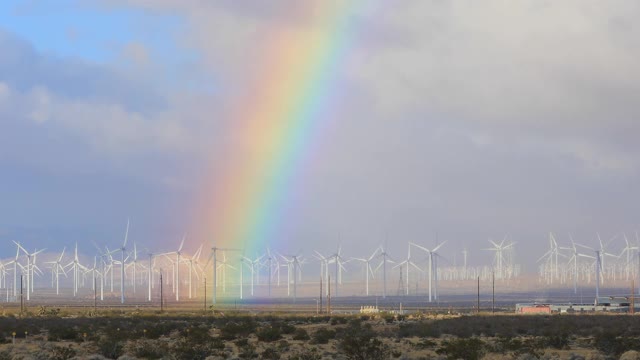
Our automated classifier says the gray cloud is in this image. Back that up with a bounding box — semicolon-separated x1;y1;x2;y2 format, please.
3;1;640;271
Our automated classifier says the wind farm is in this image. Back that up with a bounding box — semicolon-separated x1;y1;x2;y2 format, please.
3;227;640;311
2;0;640;358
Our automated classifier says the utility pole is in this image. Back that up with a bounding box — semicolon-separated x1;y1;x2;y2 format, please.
632;280;635;315
328;275;331;315
319;277;323;314
492;271;495;314
477;276;480;315
160;271;164;313
20;275;23;314
94;275;97;313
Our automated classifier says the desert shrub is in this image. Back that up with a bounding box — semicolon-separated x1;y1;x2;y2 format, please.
49;344;77;360
125;339;169;359
0;349;11;360
593;332;638;356
238;342;258;359
97;336;125;359
288;347;322;360
170;336;224;360
330;317;348;325
278;322;296;335
47;325;79;342
398;322;441;338
415;338;437;349
312;328;336;344
260;346;281;360
544;333;569;349
436;337;486;360
256;326;282;342
181;325;213;342
277;339;291;352
292;328;310;341
142;321;179;339
220;320;257;340
338;321;390;360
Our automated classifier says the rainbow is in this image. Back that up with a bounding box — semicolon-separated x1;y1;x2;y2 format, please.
202;3;364;253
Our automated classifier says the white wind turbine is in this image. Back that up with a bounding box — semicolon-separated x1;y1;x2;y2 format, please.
559;235;580;294
146;251;156;302
313;250;331;296
412;240;447;302
375;244;395;298
329;246;348;297
159;235;186;301
114;219;131;304
44;247;67;295
12;242;21;297
618;234;638;281
264;248;277;297
351;247;380;296
483;237;514;280
125;242;143;295
393;243;422;296
576;244;603;299
14;242;45;301
280;253;303;302
206;246;242;305
596;233;619;279
64;243;86;297
243;254;264;297
186;244;203;299
0;259;13;291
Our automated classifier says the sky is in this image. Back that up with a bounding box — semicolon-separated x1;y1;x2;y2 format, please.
1;1;640;272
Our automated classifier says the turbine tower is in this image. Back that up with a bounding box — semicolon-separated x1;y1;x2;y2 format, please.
412;240;447;302
44;247;66;295
375;244;394;298
351;247;380;296
117;219;130;304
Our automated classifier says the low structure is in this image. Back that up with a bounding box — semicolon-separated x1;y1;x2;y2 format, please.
516;296;639;314
360;305;380;314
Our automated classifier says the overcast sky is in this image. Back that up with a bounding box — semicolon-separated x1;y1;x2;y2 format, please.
1;1;639;271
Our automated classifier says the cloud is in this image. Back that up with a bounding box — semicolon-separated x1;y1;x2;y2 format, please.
3;1;640;268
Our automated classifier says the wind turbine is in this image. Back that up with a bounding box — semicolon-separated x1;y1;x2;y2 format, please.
393;244;421;296
207;246;242;304
186;244;203;299
576;244;602;300
264;248;277;297
412;240;447;302
14;242;45;301
559;235;580;294
280;253;303;302
618;234;638;281
594;233;620;282
243;254;264;297
483;237;515;280
375;244;394;298
351;247;380;296
45;247;67;295
313;250;331;296
329;246;348;297
158;235;186;301
64;243;86;297
125;242;143;296
115;219;130;304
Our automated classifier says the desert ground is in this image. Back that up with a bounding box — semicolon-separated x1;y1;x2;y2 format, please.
1;303;640;360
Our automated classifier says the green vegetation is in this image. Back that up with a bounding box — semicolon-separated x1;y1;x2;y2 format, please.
0;311;638;359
